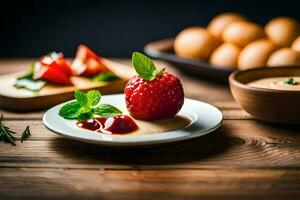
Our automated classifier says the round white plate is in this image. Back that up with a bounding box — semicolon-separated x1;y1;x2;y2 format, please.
43;94;222;147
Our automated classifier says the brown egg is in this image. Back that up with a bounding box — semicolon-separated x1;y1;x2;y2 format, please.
267;48;300;67
209;43;241;68
291;36;300;52
207;12;245;39
238;39;278;70
174;27;220;59
265;17;300;47
222;21;265;47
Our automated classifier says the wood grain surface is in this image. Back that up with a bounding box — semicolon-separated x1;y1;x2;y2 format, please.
0;59;299;200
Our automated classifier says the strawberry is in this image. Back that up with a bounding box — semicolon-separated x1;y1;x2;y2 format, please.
33;52;73;85
40;64;72;85
33;62;72;85
71;44;109;76
124;52;184;120
40;52;72;76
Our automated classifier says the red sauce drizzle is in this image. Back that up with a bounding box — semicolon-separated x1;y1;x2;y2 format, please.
77;115;138;134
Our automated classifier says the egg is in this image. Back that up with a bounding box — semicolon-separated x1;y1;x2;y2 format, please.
209;43;241;68
267;48;300;67
291;36;300;52
265;17;300;47
238;39;278;70
222;21;265;47
174;27;221;59
207;12;245;39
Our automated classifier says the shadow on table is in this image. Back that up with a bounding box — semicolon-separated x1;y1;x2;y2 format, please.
50;123;239;166
256;120;300;131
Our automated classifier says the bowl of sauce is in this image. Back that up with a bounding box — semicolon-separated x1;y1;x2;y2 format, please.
229;66;300;124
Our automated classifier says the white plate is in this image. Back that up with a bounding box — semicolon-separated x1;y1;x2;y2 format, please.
43;94;222;147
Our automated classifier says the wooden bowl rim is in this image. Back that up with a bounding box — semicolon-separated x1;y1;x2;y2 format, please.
229;66;300;94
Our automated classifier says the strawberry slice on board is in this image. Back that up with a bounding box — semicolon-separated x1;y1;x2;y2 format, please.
33;62;72;85
71;44;109;76
40;52;72;76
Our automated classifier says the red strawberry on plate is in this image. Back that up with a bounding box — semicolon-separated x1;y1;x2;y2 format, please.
71;44;109;76
124;52;184;120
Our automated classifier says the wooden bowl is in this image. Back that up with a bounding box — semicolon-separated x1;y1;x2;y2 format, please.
229;67;300;124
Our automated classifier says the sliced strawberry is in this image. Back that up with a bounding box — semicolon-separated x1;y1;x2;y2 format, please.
33;60;72;85
39;64;72;85
55;57;72;76
71;44;109;76
40;52;72;76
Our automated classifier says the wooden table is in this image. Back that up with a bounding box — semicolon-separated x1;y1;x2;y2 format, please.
0;59;299;200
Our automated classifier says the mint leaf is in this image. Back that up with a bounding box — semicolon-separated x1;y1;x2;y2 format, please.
132;52;158;81
87;90;101;106
59;90;122;120
92;72;119;82
74;90;88;106
93;104;122;117
77;110;93;120
59;101;82;119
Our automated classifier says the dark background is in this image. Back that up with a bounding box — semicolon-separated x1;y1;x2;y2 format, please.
1;0;299;58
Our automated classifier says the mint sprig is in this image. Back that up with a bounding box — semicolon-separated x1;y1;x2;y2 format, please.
132;52;165;81
59;90;122;120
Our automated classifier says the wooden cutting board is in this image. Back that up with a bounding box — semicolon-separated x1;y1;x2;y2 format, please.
0;59;135;111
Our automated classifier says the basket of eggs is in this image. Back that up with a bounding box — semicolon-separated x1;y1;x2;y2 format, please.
144;12;300;82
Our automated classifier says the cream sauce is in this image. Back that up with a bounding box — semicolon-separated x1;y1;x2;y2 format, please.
131;115;192;135
247;77;300;91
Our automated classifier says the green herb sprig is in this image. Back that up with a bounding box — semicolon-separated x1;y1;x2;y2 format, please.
284;77;297;85
0;115;16;145
132;52;165;81
21;125;31;143
59;90;122;120
0;116;31;146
